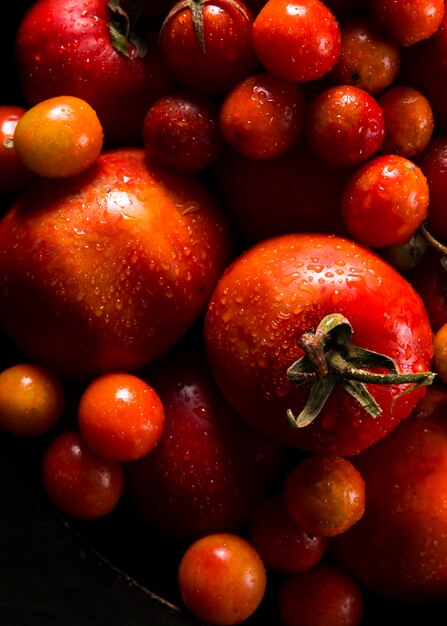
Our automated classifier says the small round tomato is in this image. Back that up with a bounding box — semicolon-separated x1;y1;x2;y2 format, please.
328;17;401;94
342;154;429;248
0;105;34;194
278;562;364;626
160;0;259;94
13;95;103;178
378;86;434;157
305;85;385;168
78;372;165;462
248;492;328;573
178;532;267;625
252;0;341;83
42;430;124;519
283;454;365;537
0;363;64;437
369;0;444;46
143;92;223;173
416;135;447;242
219;71;305;160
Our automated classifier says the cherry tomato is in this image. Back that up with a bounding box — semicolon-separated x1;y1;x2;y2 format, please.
0;105;34;194
219;71;305;159
327;17;400;95
378;86;434;158
283;454;365;537
160;0;259;94
252;0;341;82
433;322;447;383
41;430;124;519
278;562;364;626
78;372;165;462
0;363;64;437
204;232;434;456
305;85;385;168
248;492;328;573
342;154;429;248
13;95;104;178
143;92;223;173
416;135;447;242
369;0;445;46
178;532;267;625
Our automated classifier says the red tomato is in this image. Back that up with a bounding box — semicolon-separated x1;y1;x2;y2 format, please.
42;430;124;519
0;147;233;379
369;0;444;46
159;0;259;94
0;105;34;195
178;532;267;625
416;135;447;242
204;233;434;456
330;385;447;602
252;0;341;83
78;372;165;462
15;0;175;145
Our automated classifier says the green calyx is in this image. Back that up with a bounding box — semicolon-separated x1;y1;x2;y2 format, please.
286;313;435;429
107;0;148;59
160;0;251;54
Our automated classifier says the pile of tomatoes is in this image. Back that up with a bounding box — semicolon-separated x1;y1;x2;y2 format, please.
3;0;447;624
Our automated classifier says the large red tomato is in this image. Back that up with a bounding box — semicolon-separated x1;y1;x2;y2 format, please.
0;147;233;380
204;233;434;456
15;0;175;145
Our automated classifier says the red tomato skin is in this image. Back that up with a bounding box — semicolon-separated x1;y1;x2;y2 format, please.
0;148;233;380
15;0;175;145
204;233;434;456
126;346;284;541
330;385;447;602
252;0;341;83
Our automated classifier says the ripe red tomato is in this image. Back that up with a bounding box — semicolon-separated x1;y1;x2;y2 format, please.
0;147;233;379
204;233;434;456
252;0;341;83
15;0;175;145
330;385;447;602
126;343;284;540
369;0;444;46
178;532;267;625
42;430;124;519
159;0;259;94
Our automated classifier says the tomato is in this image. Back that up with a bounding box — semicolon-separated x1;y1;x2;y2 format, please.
252;0;341;83
341;154;430;248
160;0;259;95
378;86;434;158
78;372;165;461
15;0;175;145
0;147;233;379
433;322;447;383
0;105;34;195
327;17;400;95
42;430;124;519
204;233;434;456
283;454;365;537
219;71;305;160
416;135;447;242
330;385;447;602
0;363;64;437
143;91;223;173
305;85;385;168
278;562;364;626
178;532;267;625
248;492;328;573
369;0;444;46
13;95;104;178
125;342;284;540
408;248;447;333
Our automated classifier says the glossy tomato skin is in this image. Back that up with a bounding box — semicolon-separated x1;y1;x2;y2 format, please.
0;147;233;380
330;385;447;602
204;233;434;456
15;0;175;145
125;345;285;541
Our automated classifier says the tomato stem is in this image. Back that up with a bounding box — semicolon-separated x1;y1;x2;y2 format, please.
286;313;435;429
419;222;447;257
